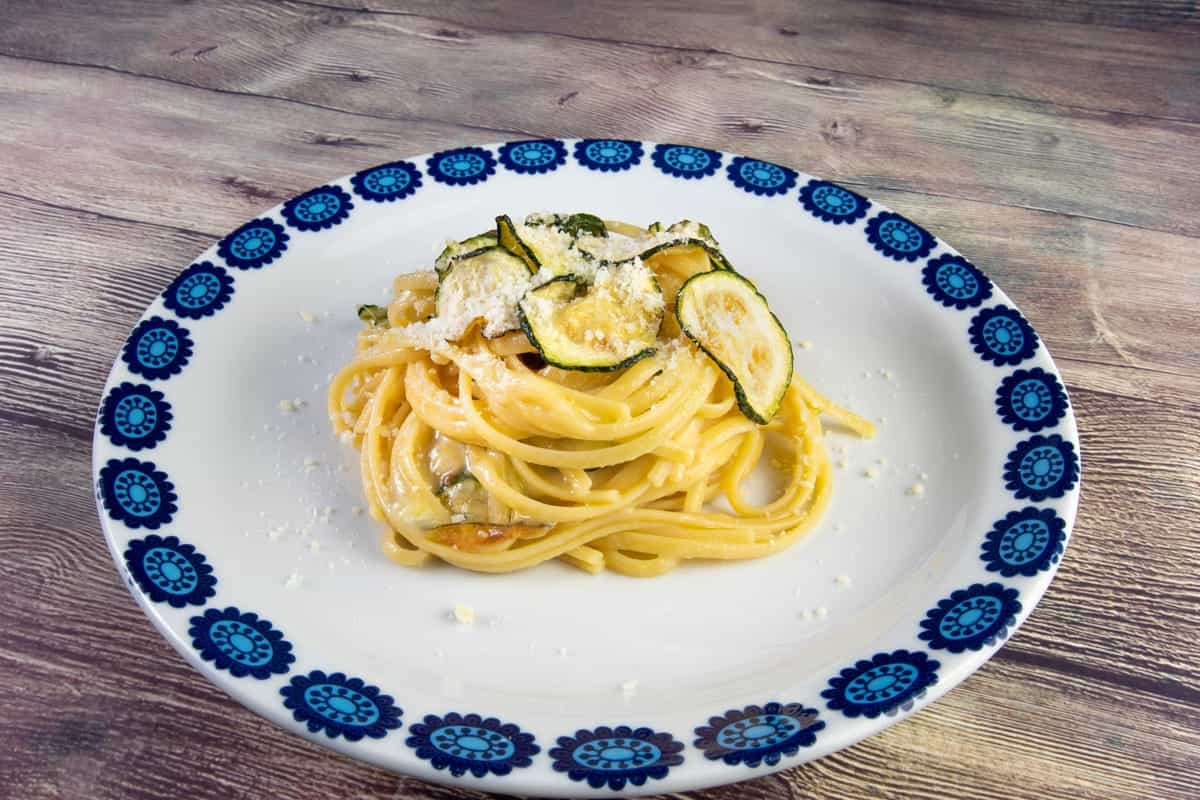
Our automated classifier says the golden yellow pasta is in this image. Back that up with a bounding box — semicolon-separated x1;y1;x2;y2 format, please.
329;214;873;576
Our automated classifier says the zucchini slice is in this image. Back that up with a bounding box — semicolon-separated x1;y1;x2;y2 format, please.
664;220;733;270
574;234;645;264
640;238;735;273
434;231;499;277
517;262;664;371
439;473;491;521
573;233;728;271
496;214;578;276
675;270;793;424
435;246;534;338
357;303;389;326
574;221;732;272
640;244;713;339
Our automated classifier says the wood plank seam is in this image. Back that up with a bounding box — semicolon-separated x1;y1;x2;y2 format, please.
0;52;536;140
0;188;218;240
3;48;1197;243
891;0;1200;33
837;179;1200;243
993;648;1200;710
288;0;1200;125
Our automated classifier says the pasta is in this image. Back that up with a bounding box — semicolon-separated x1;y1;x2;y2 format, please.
329;214;873;576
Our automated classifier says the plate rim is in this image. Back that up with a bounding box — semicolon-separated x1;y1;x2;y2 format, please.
92;138;1081;796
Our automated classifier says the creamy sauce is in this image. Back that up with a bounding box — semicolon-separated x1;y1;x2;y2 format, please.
428;432;467;485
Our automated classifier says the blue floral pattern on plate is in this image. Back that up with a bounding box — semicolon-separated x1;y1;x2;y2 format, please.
350;160;422;202
922;253;993;309
995;367;1068;432
822;650;940;718
189;607;294;679
100;382;172;451
406;712;539;777
798;180;871;224
426;147;497;186
694;702;824;767
865;211;936;262
919;583;1022;653
982;507;1067;577
550;725;684;790
652;144;722;179
1004;434;1079;501
498;139;568;174
281;670;401;741
217;218;289;270
162;261;234;320
92;143;1079;787
99;457;177;529
122;316;193;381
969;305;1039;366
281;185;353;231
123;534;215;607
573;139;644;172
726;156;797;196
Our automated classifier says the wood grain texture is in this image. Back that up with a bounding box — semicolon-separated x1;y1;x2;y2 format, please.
302;0;1200;120
0;1;1198;798
911;0;1200;30
3;0;1200;238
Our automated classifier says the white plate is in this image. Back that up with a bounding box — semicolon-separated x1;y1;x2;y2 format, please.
93;140;1079;796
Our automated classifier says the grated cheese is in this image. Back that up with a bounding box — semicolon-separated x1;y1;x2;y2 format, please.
395;216;673;352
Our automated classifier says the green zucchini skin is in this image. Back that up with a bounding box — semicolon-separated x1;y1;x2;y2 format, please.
435;232;500;277
635;237;735;273
495;214;539;271
529;212;608;238
674;270;793;425
357;303;389;326
437;470;476;492
495;214;588;275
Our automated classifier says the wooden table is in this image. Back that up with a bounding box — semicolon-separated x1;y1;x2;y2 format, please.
2;1;1198;797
